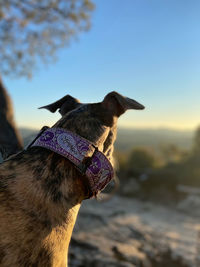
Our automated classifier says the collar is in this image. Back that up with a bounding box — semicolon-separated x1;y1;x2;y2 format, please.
30;127;114;198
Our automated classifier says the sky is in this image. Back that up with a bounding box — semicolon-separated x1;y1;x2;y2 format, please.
3;0;200;130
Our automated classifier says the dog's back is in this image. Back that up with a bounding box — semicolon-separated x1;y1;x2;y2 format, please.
0;149;84;266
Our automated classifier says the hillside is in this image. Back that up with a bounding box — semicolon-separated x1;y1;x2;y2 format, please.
116;128;194;151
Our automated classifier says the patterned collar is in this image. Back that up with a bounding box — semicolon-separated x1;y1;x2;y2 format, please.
30;127;114;198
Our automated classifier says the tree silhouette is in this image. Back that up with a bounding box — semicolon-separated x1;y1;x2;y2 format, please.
0;0;94;159
0;78;23;159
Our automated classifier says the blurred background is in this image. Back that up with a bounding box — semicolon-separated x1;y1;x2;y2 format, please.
0;0;200;266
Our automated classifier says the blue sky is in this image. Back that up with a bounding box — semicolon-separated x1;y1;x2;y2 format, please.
4;0;200;130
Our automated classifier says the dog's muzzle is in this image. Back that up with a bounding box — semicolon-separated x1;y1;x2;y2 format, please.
29;127;114;198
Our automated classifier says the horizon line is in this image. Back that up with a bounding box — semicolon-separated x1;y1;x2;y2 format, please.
18;125;197;132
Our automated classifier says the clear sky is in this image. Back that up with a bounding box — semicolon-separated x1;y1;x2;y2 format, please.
3;0;200;130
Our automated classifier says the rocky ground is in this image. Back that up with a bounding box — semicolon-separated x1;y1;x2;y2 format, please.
69;196;200;267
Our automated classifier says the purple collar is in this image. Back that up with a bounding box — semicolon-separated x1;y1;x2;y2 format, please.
30;127;114;198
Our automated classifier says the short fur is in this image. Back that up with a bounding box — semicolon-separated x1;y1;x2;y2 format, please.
0;91;144;266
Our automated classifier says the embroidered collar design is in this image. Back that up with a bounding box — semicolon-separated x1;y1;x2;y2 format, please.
31;127;114;198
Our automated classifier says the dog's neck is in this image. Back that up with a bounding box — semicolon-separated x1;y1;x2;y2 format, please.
30;127;114;198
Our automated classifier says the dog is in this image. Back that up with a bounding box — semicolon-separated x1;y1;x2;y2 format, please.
0;91;144;266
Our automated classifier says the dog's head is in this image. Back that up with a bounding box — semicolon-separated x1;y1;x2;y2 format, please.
39;92;144;164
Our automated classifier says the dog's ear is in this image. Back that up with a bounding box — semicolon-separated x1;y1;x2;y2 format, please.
39;95;81;116
102;91;145;117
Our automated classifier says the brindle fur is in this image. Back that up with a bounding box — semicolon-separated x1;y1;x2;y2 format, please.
0;92;144;266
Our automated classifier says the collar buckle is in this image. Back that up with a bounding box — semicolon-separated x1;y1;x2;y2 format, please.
77;145;98;175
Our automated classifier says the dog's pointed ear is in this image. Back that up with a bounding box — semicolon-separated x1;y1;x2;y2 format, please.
39;95;81;116
102;91;145;117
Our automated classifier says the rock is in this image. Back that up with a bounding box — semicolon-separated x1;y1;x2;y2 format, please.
70;237;99;251
112;245;151;267
177;195;200;216
69;196;198;267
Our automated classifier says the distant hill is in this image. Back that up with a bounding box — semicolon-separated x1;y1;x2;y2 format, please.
19;127;194;152
116;128;194;151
